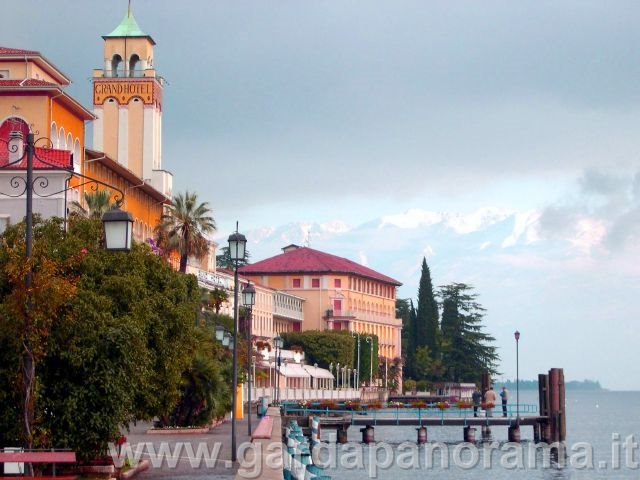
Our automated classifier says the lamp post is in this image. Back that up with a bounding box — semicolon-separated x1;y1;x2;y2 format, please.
336;363;340;389
350;331;361;388
514;330;520;422
274;336;284;404
365;336;373;386
228;225;247;463
1;131;132;450
329;362;334;390
353;368;357;388
242;282;256;436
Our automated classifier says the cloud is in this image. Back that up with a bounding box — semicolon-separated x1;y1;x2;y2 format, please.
538;169;640;254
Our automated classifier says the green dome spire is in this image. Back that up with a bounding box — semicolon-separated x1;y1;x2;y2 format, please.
104;3;149;39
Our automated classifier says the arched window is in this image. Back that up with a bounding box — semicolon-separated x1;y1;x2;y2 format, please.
66;133;72;152
129;54;140;77
73;139;80;167
50;122;58;147
0;117;29;141
58;127;65;149
111;54;123;77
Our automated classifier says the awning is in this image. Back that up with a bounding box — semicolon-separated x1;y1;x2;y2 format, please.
302;365;334;379
278;363;311;378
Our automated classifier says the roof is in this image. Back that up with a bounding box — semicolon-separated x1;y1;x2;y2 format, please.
85;148;169;204
104;9;155;44
240;245;402;286
0;46;71;85
0;79;58;87
0;47;38;55
0;139;73;170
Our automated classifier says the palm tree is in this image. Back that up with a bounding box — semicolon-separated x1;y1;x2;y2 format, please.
70;190;118;219
155;191;216;273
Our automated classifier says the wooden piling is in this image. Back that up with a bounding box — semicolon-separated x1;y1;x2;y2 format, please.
548;368;566;443
463;426;476;443
508;424;521;443
337;426;349;444
416;426;427;444
481;424;492;442
533;423;540;443
360;425;375;444
538;373;550;443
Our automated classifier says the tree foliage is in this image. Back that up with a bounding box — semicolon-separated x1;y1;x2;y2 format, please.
416;258;439;357
69;190;119;219
437;283;499;382
215;246;251;270
0;217;201;460
155;191;216;273
280;331;354;369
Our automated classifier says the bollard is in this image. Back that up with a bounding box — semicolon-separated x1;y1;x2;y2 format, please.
464;426;476;443
416;426;427;444
360;425;375;444
508;425;521;443
337;428;349;444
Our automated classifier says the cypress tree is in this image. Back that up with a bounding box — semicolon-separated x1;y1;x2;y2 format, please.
416;258;439;357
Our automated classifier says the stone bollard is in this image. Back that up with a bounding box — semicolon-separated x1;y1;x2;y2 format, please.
337;428;349;444
416;426;427;444
508;425;521;443
463;426;476;443
360;425;375;444
481;425;492;442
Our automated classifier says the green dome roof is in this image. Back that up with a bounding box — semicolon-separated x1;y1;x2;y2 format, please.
104;9;152;40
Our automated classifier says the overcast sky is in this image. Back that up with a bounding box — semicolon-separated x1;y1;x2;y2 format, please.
3;1;640;389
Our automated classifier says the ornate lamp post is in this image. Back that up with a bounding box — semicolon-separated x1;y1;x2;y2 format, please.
514;330;520;422
227;225;247;463
242;282;256;436
274;336;284;404
365;336;373;386
1;130;132;450
350;331;361;388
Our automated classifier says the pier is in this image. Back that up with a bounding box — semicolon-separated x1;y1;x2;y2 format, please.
282;368;566;445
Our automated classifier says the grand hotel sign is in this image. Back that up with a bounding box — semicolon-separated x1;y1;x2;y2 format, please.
93;80;160;106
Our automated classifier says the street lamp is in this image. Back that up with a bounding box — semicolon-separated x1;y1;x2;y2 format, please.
336;362;340;389
365;336;373;386
329;362;334;390
227;224;247;463
1;131;132;450
514;330;520;422
274;336;284;404
102;208;133;251
350;331;361;388
242;282;256;436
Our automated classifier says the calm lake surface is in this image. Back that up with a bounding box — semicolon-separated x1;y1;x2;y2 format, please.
318;390;640;479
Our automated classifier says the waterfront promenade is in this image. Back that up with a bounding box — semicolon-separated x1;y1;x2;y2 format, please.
127;418;251;479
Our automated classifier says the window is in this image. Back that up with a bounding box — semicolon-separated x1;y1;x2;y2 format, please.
0;70;9;79
334;278;341;288
311;278;320;288
292;278;301;288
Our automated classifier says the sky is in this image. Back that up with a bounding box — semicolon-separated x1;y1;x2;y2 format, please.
3;1;640;389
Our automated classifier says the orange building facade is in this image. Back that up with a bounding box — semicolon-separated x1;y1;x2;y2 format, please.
240;245;403;361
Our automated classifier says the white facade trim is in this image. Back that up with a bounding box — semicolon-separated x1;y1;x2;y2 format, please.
117;107;128;168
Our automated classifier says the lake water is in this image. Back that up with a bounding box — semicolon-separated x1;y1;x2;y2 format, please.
317;390;640;479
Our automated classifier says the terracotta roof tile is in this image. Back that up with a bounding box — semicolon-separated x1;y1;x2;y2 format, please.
240;246;402;285
0;139;72;170
0;46;39;55
0;79;58;87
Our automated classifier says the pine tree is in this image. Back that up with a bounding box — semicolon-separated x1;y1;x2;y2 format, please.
416;258;439;358
438;283;499;382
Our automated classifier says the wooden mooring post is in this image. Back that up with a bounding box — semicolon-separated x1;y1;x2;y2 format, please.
544;368;566;443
